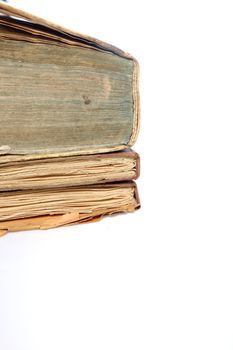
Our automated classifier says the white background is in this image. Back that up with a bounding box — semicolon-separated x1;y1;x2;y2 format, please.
0;0;233;349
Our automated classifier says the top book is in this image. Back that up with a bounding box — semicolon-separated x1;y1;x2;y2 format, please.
0;3;140;157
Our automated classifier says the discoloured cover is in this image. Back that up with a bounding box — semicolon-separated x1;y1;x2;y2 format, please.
0;3;140;156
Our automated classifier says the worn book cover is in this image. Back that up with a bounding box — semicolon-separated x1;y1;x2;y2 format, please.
0;3;140;156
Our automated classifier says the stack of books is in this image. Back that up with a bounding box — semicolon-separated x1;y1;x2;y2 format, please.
0;3;140;235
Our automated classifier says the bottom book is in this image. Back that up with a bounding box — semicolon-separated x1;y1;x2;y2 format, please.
0;182;140;235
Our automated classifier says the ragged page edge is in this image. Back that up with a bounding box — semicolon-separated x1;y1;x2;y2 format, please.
0;148;139;164
0;182;140;235
0;202;140;235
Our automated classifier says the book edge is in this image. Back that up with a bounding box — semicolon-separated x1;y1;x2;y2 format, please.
0;181;140;234
0;3;131;58
128;59;140;147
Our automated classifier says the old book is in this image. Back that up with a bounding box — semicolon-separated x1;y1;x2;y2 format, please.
0;3;140;156
0;149;140;191
0;182;140;235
